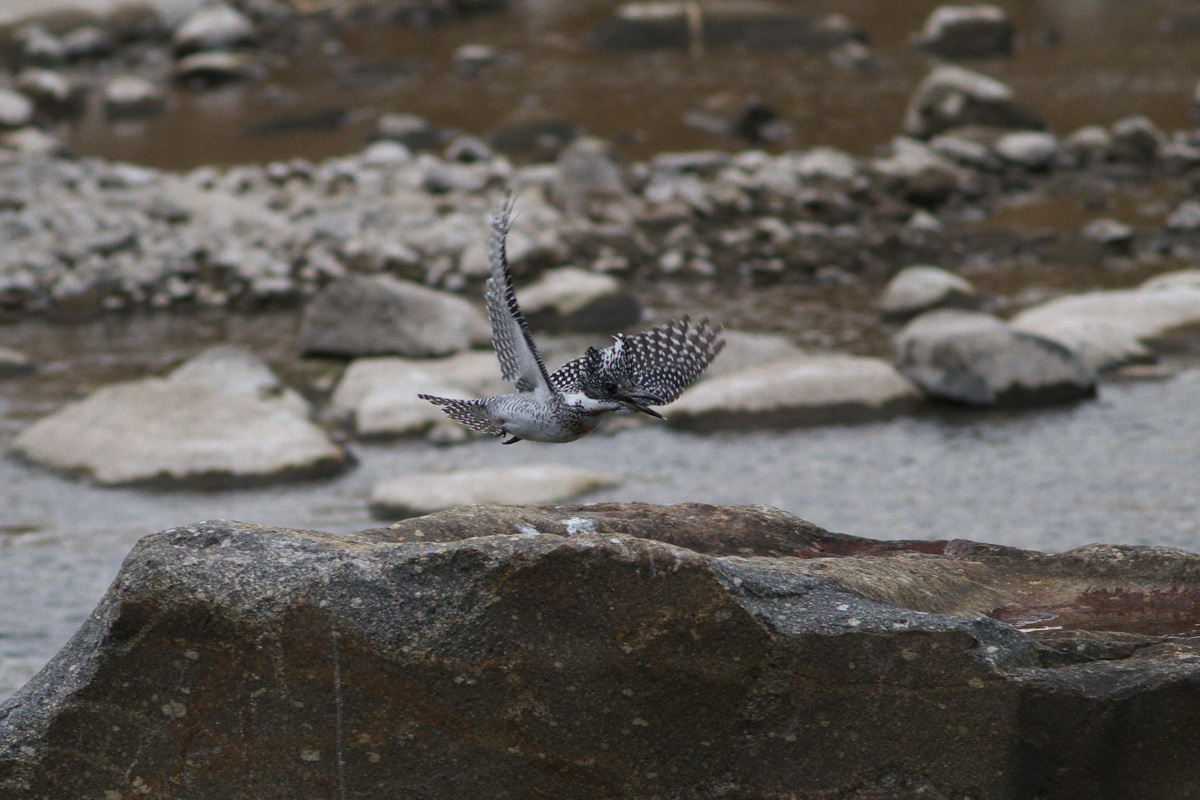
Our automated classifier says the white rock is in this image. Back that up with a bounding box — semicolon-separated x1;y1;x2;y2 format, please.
666;354;922;430
1165;200;1200;232
793;147;859;182
703;331;805;379
103;76;167;119
993;131;1059;169
1011;279;1200;371
0;346;34;377
0;89;35;129
172;5;256;54
896;310;1096;405
369;465;622;518
878;265;977;319
14;347;346;486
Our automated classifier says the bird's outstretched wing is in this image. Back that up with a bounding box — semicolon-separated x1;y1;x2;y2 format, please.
551;316;725;404
484;196;553;397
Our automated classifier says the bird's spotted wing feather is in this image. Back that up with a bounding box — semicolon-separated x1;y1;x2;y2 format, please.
417;394;505;437
483;197;553;397
551;316;725;404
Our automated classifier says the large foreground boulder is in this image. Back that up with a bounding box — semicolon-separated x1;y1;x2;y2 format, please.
12;346;347;486
3;504;1200;799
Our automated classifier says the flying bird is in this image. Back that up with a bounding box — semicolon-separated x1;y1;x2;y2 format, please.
419;197;725;444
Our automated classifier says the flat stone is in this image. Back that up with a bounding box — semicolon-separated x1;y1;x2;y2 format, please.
703;329;804;379
7;507;1200;798
666;353;922;430
911;4;1015;58
878;265;978;320
299;274;491;358
172;4;256;54
370;465;623;517
895;310;1097;405
1011;277;1200;371
904;65;1043;139
518;267;642;333
12;346;347;486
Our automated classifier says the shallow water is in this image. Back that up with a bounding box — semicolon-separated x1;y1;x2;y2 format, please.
4;365;1200;700
54;0;1200;170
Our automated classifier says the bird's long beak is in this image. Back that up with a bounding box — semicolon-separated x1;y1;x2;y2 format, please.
628;401;665;420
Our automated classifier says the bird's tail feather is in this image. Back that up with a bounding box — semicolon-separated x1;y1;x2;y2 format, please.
418;394;506;437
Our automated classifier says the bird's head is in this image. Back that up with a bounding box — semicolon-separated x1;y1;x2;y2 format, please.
578;347;666;419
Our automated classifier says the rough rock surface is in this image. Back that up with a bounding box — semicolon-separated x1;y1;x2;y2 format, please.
878;264;978;320
12;346;347;486
299;274;491;358
895;310;1097;406
4;505;1200;800
666;354;922;429
369;465;623;517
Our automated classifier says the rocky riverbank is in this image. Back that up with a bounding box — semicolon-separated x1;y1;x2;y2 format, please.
2;504;1199;799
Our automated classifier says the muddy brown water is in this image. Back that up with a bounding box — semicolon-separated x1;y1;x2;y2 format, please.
57;0;1200;171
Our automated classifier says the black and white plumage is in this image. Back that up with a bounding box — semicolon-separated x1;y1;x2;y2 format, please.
420;197;725;444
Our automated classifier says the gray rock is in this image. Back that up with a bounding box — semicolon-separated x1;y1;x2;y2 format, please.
103;76;167;119
1081;218;1135;246
1109;115;1165;163
667;354;922;429
17;25;64;66
878;265;978;320
370;465;623;517
0;89;35;130
61;26;114;60
903;65;1043;139
175;51;259;87
359;139;412;167
1011;278;1200;371
444;135;494;163
172;4;257;54
15;69;84;117
453;43;509;78
299;274;491;358
928;133;1002;169
0;347;34;378
1061;124;1112;164
1165;199;1200;232
895;310;1097;405
911;4;1015;57
327;351;506;437
588;2;864;50
870;137;965;204
12;346;347;486
518;267;642;333
792;146;859;182
551;137;627;212
373;112;441;151
993;130;1059;169
9;507;1200;798
703;330;805;379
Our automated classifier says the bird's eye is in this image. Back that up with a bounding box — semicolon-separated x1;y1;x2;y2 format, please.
602;381;617;394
